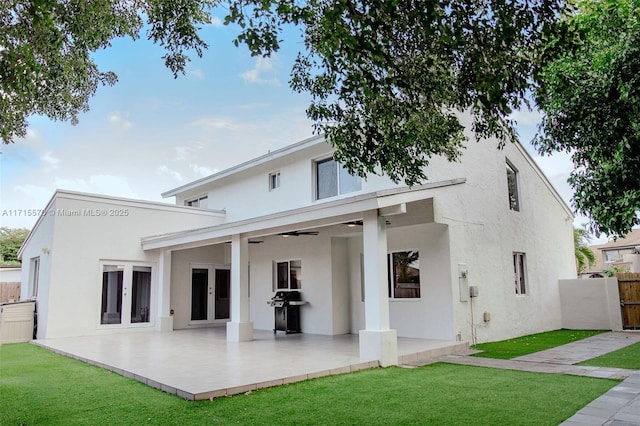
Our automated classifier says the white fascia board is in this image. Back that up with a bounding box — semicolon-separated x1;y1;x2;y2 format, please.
17;191;58;260
54;190;226;216
142;178;466;251
161;134;327;198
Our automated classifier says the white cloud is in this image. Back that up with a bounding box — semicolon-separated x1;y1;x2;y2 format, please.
508;108;542;126
157;165;183;182
191;117;233;131
240;57;279;85
188;68;205;80
41;151;60;172
108;111;132;130
209;16;223;27
190;164;217;177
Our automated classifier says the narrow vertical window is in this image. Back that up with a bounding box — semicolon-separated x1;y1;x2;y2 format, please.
30;257;40;298
506;161;520;211
131;266;152;323
513;253;527;295
269;172;281;190
101;265;124;324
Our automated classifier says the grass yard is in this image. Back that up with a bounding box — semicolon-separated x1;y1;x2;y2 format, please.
471;329;605;359
578;341;640;370
0;343;619;425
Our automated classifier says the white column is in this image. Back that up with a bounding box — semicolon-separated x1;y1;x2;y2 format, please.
156;249;173;331
359;210;398;366
227;234;253;341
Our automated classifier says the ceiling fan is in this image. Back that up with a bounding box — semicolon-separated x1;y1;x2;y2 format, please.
279;230;319;237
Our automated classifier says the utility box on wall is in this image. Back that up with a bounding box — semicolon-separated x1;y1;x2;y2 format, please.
458;264;469;302
469;286;479;298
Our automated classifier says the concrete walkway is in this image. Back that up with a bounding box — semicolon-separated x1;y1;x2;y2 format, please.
432;332;640;425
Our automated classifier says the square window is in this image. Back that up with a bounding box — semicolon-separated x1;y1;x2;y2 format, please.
388;250;421;299
316;157;361;200
274;260;302;290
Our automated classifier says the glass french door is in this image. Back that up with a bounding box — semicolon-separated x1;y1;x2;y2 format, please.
100;264;152;326
190;265;230;323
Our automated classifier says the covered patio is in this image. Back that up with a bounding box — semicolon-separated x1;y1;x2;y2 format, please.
33;328;467;400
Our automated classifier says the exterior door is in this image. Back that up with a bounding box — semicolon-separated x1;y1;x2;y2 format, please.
100;264;152;327
618;273;640;330
190;265;230;322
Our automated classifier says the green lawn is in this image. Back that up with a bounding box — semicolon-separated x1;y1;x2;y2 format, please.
0;343;618;425
471;329;606;359
578;341;640;370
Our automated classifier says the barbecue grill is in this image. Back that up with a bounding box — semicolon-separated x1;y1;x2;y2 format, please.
268;291;307;333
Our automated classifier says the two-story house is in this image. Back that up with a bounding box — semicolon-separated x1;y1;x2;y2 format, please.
19;121;576;366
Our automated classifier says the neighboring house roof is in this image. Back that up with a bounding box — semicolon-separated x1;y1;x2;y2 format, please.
586;228;640;273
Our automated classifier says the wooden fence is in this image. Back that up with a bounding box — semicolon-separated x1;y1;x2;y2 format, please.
0;282;21;303
617;272;640;330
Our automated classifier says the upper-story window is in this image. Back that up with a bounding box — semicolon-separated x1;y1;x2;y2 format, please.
185;195;208;208
506;161;520;211
316;157;361;200
269;171;281;190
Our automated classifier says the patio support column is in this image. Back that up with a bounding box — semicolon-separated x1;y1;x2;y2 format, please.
359;210;398;366
157;249;173;332
227;234;253;341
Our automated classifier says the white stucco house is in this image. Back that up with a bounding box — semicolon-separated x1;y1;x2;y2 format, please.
18;118;576;366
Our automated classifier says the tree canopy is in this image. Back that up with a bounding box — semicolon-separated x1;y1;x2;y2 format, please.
1;0;215;143
0;227;30;264
534;0;640;237
2;0;638;236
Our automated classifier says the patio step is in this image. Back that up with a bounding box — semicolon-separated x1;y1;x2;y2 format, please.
399;341;470;367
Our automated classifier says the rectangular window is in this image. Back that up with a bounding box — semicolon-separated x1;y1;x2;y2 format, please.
30;257;40;298
506;161;520;211
388;251;421;299
185;195;208;208
513;252;527;295
274;260;302;290
269;172;281;190
316;157;361;200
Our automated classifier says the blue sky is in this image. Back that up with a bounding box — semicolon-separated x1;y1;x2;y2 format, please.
1;14;594;239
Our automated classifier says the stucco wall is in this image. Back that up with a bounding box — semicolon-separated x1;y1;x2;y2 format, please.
426;118;575;344
24;193;225;339
559;278;622;330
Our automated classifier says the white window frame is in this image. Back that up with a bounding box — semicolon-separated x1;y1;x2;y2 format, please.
185;195;208;208
30;257;40;298
506;160;520;211
513;252;527;295
388;250;421;300
273;259;302;291
97;261;156;329
269;171;281;190
314;157;362;200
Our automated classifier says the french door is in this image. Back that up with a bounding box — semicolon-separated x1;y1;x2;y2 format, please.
100;263;153;326
190;265;230;323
